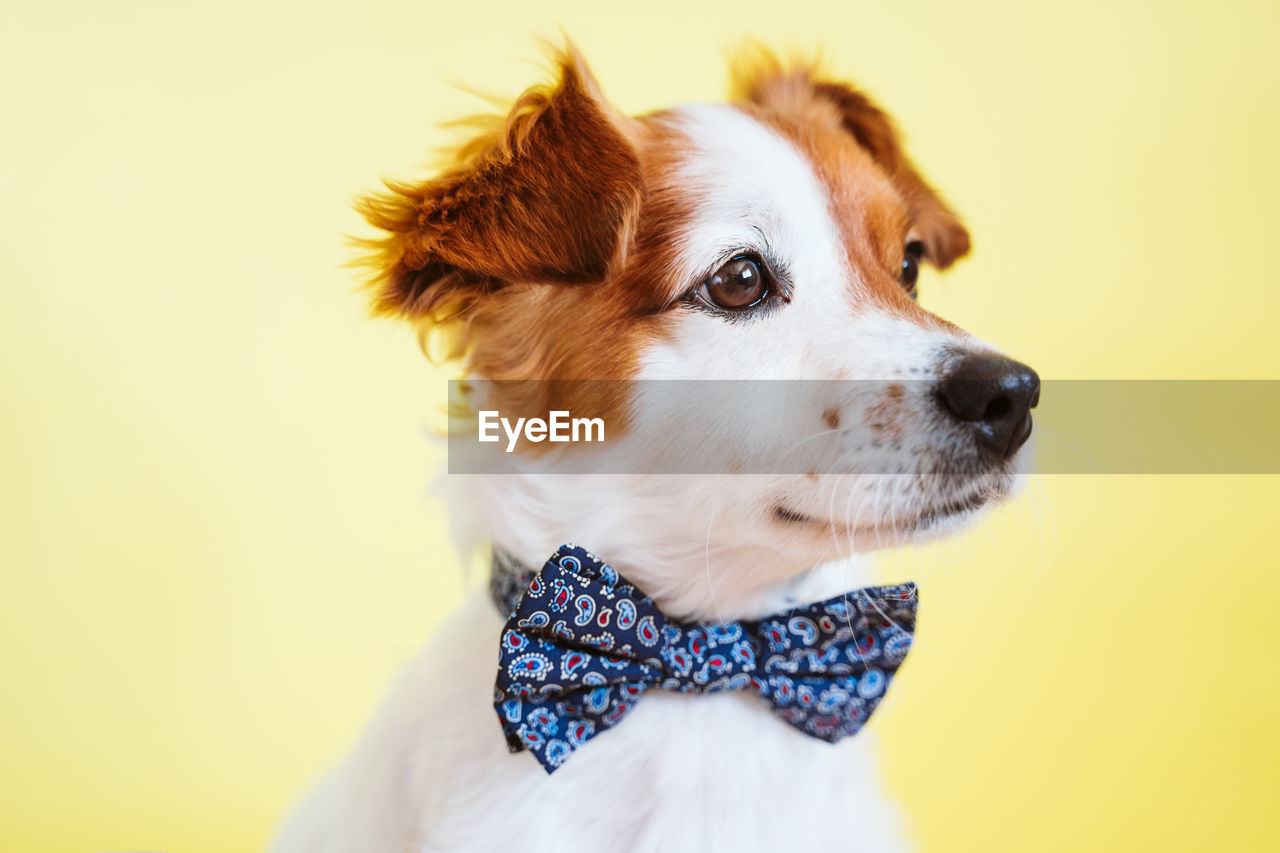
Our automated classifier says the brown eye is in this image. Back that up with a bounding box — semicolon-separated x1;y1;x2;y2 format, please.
900;240;925;299
701;256;768;310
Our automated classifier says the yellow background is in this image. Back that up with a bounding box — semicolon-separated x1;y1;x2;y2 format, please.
3;1;1278;850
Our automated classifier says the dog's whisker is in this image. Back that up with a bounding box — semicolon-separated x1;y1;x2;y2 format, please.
859;585;913;641
1028;474;1058;585
840;477;872;669
827;474;847;556
703;502;725;625
775;426;855;463
1032;426;1098;473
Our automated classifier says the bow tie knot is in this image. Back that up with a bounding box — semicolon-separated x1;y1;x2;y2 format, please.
494;545;917;773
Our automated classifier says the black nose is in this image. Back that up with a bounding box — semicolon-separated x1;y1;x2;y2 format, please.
937;354;1040;458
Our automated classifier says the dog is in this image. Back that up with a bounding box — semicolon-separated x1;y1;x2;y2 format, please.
273;45;1038;853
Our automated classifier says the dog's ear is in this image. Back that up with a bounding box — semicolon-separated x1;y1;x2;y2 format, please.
808;80;969;268
734;57;970;269
356;50;642;321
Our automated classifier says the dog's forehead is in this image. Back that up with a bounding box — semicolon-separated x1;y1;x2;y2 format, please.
665;104;833;228
655;104;843;279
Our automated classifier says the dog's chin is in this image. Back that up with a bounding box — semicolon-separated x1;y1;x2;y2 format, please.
893;475;1011;541
771;467;1017;551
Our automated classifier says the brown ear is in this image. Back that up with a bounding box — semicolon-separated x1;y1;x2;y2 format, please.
733;52;971;270
355;50;642;320
808;79;971;269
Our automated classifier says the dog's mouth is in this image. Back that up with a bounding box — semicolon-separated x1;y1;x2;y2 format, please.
896;480;1008;533
771;474;1010;538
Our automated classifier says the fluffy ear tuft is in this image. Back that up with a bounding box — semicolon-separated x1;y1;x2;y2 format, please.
808;80;970;268
733;54;971;269
353;48;642;322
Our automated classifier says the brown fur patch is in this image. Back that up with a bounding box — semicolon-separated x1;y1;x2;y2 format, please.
354;49;642;324
731;56;969;327
864;383;909;439
353;49;675;431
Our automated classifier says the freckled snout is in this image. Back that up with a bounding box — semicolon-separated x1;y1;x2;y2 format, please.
937;354;1041;458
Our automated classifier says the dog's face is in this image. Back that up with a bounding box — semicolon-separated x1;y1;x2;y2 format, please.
361;50;1038;616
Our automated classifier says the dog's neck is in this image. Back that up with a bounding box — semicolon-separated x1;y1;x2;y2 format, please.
461;473;881;621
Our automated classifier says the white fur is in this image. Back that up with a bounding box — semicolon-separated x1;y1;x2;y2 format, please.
274;582;907;853
274;103;1025;852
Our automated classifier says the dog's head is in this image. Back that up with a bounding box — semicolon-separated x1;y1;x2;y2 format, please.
359;48;1038;617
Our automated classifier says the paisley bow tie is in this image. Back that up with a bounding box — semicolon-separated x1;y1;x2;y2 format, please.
493;544;917;773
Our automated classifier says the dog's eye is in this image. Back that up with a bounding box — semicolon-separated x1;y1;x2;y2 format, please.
698;256;769;310
900;240;925;299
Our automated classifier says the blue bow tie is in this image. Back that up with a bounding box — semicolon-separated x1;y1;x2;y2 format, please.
493;545;917;773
